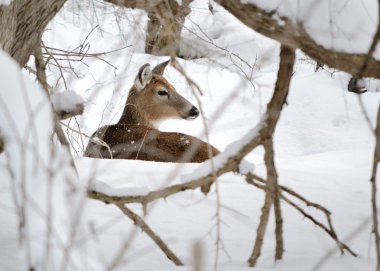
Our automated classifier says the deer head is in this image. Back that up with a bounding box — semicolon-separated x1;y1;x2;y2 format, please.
126;60;199;128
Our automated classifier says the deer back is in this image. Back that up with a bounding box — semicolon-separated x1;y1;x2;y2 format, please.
85;124;219;162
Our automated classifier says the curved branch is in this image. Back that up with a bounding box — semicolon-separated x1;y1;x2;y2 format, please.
216;0;380;79
116;203;183;266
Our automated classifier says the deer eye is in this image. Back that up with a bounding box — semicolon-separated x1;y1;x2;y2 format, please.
157;90;169;96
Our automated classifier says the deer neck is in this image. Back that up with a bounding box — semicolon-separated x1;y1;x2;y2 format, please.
117;87;153;129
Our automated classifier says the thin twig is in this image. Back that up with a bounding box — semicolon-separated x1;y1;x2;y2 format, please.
115;203;183;266
370;103;380;271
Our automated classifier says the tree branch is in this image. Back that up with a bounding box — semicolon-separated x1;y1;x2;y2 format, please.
115;203;183;266
216;0;380;79
0;136;3;154
370;104;380;271
248;45;294;267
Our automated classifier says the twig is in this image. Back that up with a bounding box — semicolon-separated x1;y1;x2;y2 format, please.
42;41;68;90
115;203;183;266
281;195;357;257
34;42;79;176
370;103;380;270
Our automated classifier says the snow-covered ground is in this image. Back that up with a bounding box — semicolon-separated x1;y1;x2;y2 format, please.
1;0;380;270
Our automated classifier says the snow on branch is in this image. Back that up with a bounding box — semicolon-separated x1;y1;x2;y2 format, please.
51;91;84;120
216;0;380;79
88;179;149;197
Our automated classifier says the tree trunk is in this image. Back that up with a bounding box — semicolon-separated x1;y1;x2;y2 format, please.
145;0;191;56
0;0;67;67
105;0;192;57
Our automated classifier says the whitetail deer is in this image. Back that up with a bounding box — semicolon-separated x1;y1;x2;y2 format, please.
84;60;220;163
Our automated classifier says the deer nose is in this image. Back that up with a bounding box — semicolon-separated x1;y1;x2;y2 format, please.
188;106;199;119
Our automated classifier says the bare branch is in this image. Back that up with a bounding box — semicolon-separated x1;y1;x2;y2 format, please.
34;42;79;175
281;195;357;257
245;174;358;257
115;203;183;266
0;136;3;154
370;103;380;270
248;45;294;267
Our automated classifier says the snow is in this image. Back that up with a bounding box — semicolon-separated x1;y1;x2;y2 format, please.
88;179;149;197
0;50;87;270
181;0;277;76
0;0;380;270
357;78;380;93
0;0;12;6
51;91;84;112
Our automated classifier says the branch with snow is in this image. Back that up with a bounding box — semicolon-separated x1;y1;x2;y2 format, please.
216;0;380;79
51;91;84;120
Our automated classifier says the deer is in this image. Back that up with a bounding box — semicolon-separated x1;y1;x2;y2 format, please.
84;60;220;163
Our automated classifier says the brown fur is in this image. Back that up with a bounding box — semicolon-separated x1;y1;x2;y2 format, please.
84;65;220;163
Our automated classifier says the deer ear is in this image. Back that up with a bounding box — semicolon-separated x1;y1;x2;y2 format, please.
135;63;152;91
152;60;170;76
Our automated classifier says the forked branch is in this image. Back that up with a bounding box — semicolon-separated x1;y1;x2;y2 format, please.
248;45;295;267
245;173;357;257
